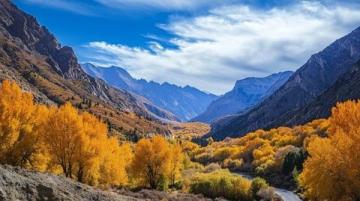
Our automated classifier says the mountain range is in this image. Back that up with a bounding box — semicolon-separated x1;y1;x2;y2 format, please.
3;0;360;144
192;71;292;123
209;26;360;140
81;63;218;121
0;0;175;137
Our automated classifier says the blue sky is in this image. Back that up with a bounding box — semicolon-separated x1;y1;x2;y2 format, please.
13;0;360;94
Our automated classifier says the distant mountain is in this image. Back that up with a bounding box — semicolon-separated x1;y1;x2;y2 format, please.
210;26;360;140
82;63;218;121
192;71;292;123
0;0;174;137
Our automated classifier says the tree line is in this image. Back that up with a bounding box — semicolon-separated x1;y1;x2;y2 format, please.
0;80;184;189
2;79;359;200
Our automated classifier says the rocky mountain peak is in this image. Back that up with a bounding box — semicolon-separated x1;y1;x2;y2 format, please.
0;0;175;135
0;0;84;79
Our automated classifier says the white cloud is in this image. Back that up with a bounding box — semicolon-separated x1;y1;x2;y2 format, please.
94;0;230;11
84;1;360;94
24;0;95;15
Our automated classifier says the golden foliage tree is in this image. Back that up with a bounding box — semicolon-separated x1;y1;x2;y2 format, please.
43;103;83;178
169;144;184;186
300;100;360;201
97;139;133;187
0;80;45;167
43;104;132;186
131;135;184;189
0;80;133;187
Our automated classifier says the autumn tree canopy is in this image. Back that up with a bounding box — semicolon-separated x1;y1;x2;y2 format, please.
300;100;360;201
0;80;43;167
0;80;132;187
131;135;184;189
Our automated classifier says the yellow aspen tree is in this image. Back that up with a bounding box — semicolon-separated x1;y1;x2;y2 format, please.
300;100;360;201
131;135;172;189
14;105;51;169
0;80;39;166
43;103;83;178
75;112;108;184
168;143;184;186
98;138;132;187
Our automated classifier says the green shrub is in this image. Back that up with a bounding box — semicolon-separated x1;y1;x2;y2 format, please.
189;170;252;201
223;158;243;171
282;148;306;175
250;177;269;200
157;174;169;191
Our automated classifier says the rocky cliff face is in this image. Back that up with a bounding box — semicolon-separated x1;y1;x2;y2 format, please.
210;26;360;140
0;0;175;136
193;71;292;123
82;63;217;121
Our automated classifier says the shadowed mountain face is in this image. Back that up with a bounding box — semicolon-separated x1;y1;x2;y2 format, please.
209;26;360;140
277;59;360;126
0;0;175;136
82;63;218;121
192;71;293;123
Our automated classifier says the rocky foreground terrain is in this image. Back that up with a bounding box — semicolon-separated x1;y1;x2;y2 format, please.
0;165;215;201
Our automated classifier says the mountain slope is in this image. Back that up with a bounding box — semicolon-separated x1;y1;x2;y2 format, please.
0;0;173;137
193;71;292;123
82;63;218;121
210;26;360;140
279;59;360;126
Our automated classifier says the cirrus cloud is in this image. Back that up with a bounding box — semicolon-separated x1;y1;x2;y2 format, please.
84;1;360;94
94;0;235;11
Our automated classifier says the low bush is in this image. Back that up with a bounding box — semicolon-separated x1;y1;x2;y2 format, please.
189;169;252;201
250;177;269;200
223;158;243;171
